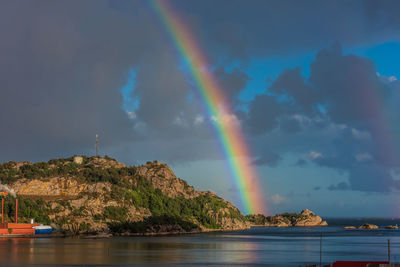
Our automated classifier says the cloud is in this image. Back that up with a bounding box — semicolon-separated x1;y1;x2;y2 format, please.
176;0;400;61
269;67;318;115
245;94;284;135
364;0;400;32
0;1;149;161
377;72;398;83
213;67;250;105
355;153;372;162
351;128;371;140
278;116;303;133
327;182;350;191
194;115;205;126
308;45;388;125
0;1;223;163
247;44;400;193
211;112;241;127
270;194;288;204
307;151;323;160
252;151;282;167
296;158;308;167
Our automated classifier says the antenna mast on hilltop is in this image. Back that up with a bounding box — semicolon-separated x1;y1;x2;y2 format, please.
96;134;99;157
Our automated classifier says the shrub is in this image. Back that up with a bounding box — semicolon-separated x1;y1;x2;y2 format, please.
79;222;91;232
92;214;102;222
108;215;199;233
104;206;128;222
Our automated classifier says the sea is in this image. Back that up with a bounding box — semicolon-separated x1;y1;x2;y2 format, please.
1;218;400;266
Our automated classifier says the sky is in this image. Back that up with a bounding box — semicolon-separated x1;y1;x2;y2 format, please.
1;0;400;217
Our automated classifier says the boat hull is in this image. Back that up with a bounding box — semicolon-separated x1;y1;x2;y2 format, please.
35;228;52;234
0;228;35;235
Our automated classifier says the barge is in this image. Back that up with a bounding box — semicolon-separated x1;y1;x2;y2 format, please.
1;192;49;235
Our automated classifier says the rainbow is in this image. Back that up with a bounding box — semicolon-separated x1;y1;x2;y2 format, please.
149;0;267;215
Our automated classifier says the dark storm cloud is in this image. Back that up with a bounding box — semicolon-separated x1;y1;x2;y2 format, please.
268;68;317;115
247;45;400;192
308;45;388;125
278;116;305;134
213;67;250;106
296;159;308;167
133;57;198;135
173;0;400;61
0;0;211;163
327;182;350;191
0;1;142;160
252;151;282;167
1;0;400;183
261;44;388;128
364;0;400;31
0;0;262;166
245;95;285;135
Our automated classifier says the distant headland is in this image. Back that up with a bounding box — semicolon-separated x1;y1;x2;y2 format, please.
0;156;327;236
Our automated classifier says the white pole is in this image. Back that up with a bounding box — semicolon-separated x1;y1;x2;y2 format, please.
96;134;98;157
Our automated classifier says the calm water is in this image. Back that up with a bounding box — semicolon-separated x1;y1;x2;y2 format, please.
1;218;400;266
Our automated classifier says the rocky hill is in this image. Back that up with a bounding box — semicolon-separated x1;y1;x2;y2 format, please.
246;209;327;227
0;156;249;235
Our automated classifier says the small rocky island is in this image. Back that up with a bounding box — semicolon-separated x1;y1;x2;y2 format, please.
344;223;399;230
246;209;328;227
358;223;379;230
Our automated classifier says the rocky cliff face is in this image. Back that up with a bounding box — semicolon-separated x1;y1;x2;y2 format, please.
136;162;199;199
11;177;106;198
0;156;249;234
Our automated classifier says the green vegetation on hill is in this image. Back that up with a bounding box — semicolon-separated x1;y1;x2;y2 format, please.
120;184;241;230
104;175;244;229
245;212;311;225
245;214;271;225
0;156;136;185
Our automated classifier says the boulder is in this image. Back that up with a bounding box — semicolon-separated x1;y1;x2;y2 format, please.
385;225;399;229
320;221;328;226
301;209;314;216
292;210;326;227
